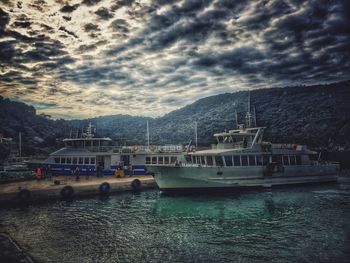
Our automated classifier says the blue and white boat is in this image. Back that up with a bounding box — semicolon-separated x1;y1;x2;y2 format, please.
28;123;185;176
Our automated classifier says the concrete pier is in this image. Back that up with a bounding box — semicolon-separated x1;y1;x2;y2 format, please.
0;176;157;205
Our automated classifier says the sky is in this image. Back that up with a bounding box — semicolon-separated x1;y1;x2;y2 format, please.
0;0;349;119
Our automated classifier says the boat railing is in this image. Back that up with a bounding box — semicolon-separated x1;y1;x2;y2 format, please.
86;146;121;153
215;142;245;150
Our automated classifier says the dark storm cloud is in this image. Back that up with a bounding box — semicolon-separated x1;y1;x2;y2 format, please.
84;23;100;32
95;7;113;20
59;65;131;86
1;0;350;118
110;0;136;12
81;0;102;6
0;8;9;36
60;4;79;13
110;19;130;33
59;26;78;38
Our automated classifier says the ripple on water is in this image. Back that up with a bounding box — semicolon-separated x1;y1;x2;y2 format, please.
0;185;350;263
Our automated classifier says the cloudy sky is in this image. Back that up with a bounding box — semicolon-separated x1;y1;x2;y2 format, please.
0;0;349;119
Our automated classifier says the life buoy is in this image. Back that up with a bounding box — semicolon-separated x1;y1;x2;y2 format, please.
131;179;141;191
99;182;111;195
60;186;74;199
17;189;31;202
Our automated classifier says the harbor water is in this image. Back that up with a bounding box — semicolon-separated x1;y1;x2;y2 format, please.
1;183;350;263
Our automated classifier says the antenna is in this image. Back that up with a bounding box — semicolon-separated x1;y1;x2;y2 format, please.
146;121;150;152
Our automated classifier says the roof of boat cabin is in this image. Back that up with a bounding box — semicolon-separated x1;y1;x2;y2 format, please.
63;137;112;142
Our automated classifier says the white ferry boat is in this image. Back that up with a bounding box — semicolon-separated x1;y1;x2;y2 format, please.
147;118;340;192
28;123;184;176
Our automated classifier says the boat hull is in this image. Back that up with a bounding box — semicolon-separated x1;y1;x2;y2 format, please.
148;164;339;191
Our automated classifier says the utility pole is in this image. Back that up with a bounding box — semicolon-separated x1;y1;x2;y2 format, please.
19;132;22;157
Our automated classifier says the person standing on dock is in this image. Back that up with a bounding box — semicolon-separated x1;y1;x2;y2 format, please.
47;165;52;181
75;166;80;181
36;167;42;180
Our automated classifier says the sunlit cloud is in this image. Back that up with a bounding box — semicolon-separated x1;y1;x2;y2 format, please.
0;0;349;119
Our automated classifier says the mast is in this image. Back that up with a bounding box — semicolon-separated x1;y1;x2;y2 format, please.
246;91;252;128
146;121;150;152
253;106;257;127
194;121;198;150
235;110;238;128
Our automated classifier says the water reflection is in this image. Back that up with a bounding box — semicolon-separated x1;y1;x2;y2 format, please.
0;184;349;263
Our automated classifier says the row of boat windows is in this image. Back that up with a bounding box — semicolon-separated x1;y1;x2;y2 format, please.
186;155;302;166
54;157;96;165
145;156;178;165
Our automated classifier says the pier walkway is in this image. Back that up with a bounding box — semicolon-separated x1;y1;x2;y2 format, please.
0;176;157;205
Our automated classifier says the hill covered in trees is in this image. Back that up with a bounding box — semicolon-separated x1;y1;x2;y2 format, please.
1;80;349;161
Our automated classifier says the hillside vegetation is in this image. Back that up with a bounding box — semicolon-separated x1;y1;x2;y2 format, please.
0;80;349;160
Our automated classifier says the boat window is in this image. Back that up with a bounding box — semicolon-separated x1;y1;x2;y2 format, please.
215;156;224;166
197;156;202;165
73;157;77;164
185;155;191;164
90;157;95;164
249;155;256;166
206;156;213;166
85;141;91;147
233;156;241;166
61;157;66;164
101;141;109;146
84;157;89;164
241;155;248;166
54;157;60;164
93;141;99;147
171;157;177;164
289;155;296;165
158;156;164;164
193;156;197;164
145;157;151;164
78;157;83;164
262;155;270;165
296;156;302;165
256;155;262;166
165;156;170;164
224;156;233;166
283;155;289;165
152;157;157;164
201;156;205;165
67;157;72;164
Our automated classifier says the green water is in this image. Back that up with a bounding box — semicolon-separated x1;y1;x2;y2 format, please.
1;183;350;263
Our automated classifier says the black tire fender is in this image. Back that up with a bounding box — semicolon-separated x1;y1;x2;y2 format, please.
99;182;111;195
131;179;141;191
17;189;31;202
60;185;74;199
